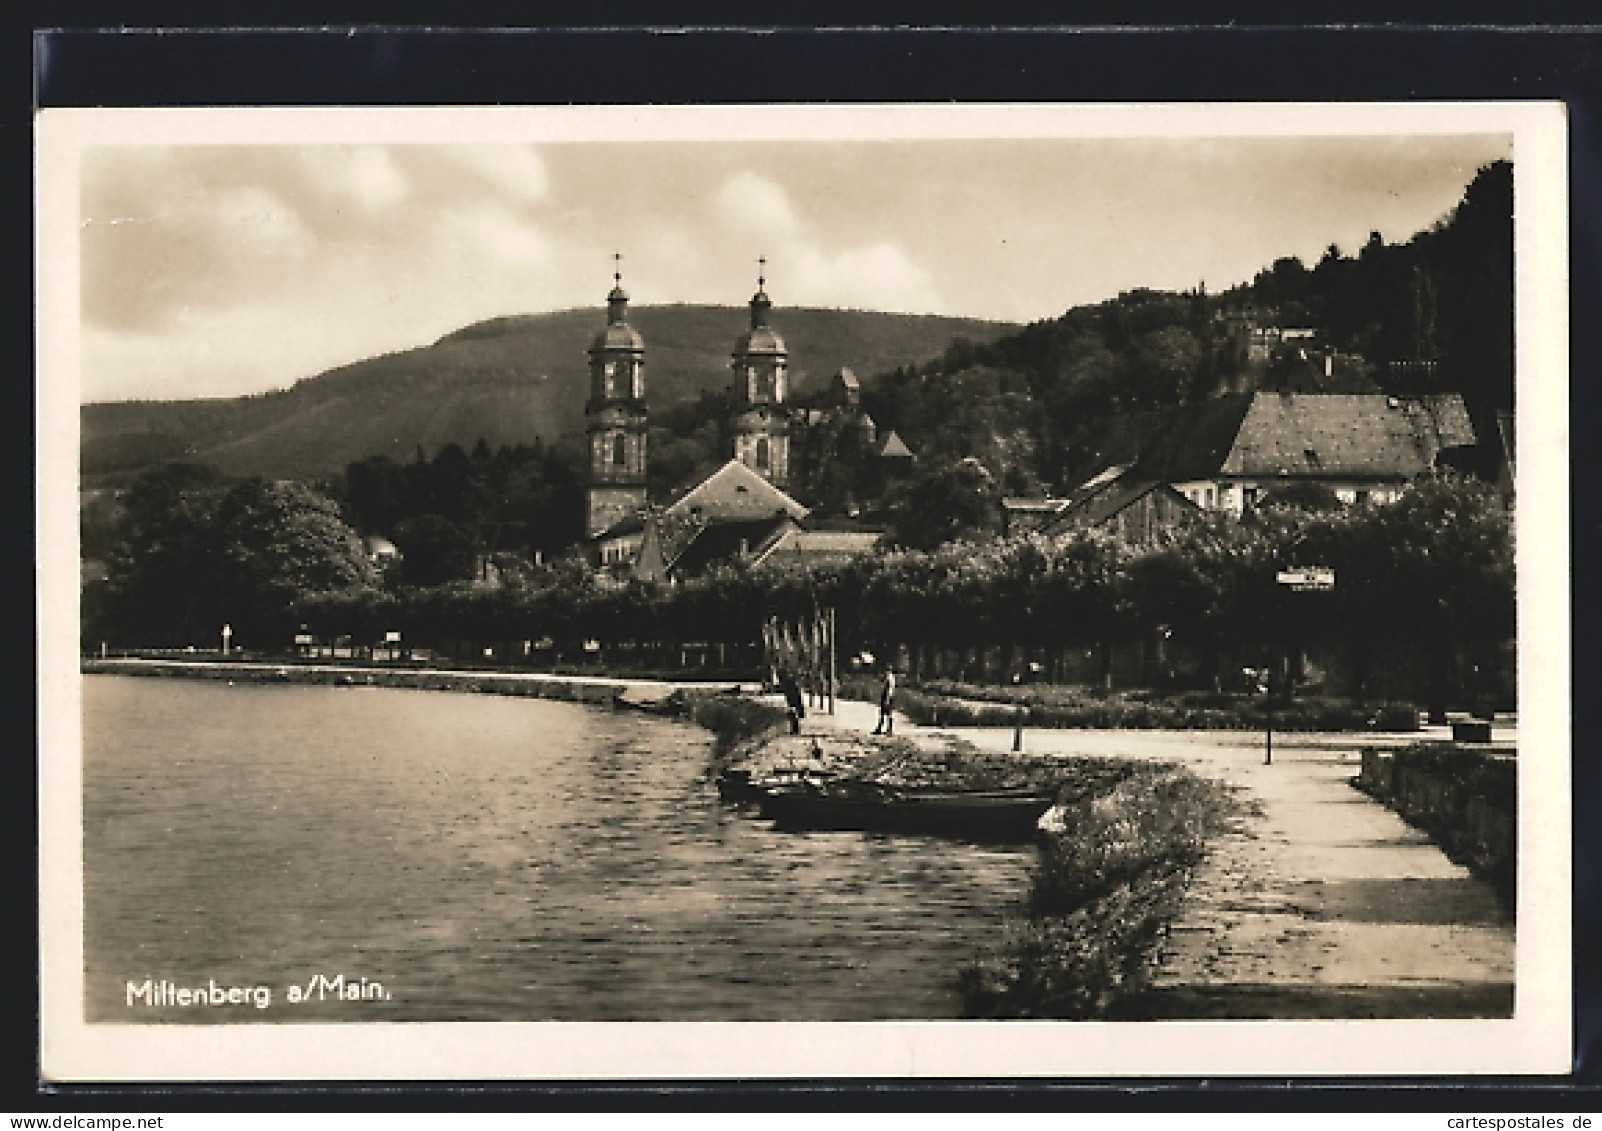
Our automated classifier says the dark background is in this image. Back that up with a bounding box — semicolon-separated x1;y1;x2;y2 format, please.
16;12;1602;1111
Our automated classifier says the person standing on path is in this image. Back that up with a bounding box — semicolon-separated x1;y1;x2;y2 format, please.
779;668;806;735
873;667;897;735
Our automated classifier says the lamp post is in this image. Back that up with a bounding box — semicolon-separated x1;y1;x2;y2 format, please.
1245;666;1272;764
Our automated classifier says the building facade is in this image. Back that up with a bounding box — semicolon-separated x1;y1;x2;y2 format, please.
585;269;649;539
728;268;791;487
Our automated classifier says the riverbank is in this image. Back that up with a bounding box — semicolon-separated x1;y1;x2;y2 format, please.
799;699;1517;1019
81;656;758;704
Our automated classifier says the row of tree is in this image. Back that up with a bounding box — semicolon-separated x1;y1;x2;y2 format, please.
336;439;584;582
88;471;1510;714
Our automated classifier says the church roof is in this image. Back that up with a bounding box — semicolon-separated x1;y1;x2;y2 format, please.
591;270;644;352
665;459;810;523
735;273;786;356
667;514;796;578
734;325;786;356
590;321;644;353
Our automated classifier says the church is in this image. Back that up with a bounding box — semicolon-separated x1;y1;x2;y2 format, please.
584;261;881;579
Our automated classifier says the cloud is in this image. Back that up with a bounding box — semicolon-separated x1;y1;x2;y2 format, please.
712;170;941;313
436;204;551;267
442;145;549;204
304;146;412;212
210;185;318;258
786;241;942;314
716;172;800;236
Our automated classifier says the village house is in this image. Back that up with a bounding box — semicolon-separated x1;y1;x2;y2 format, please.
1005;390;1478;540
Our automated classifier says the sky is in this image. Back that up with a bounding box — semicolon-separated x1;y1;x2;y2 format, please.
77;133;1512;404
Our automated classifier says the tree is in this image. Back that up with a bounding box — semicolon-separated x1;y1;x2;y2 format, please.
1124;326;1203;410
888;458;1002;551
393;513;479;586
1257;481;1343;513
213;479;382;644
94;462;230;647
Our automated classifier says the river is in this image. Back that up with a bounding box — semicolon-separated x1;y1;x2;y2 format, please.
82;675;1035;1022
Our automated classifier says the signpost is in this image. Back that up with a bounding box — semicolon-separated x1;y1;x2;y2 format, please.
1259;566;1337;764
221;623;232;656
1275;566;1335;592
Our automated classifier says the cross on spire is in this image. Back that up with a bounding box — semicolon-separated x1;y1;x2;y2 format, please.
614;251;623;285
757;256;766;290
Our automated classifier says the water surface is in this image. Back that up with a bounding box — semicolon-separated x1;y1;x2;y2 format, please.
83;675;1034;1021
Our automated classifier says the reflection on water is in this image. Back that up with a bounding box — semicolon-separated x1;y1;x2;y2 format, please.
83;676;1034;1021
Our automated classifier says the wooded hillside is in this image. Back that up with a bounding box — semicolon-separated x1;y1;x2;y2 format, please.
82;305;1015;484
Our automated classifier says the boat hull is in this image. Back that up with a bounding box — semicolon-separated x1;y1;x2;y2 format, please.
757;784;1056;840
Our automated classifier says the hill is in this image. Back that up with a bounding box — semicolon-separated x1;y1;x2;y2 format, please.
81;305;1015;483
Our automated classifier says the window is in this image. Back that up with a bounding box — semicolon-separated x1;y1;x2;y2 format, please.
613;434;627;467
756;437;770;470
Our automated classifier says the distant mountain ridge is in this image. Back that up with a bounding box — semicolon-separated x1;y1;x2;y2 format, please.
82;304;1015;483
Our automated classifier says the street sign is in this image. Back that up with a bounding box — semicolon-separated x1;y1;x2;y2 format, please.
384;630;402;643
1276;566;1335;591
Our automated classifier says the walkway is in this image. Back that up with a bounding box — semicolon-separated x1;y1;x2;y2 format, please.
804;697;1517;1019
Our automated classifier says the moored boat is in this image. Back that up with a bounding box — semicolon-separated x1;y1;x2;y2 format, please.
756;779;1056;840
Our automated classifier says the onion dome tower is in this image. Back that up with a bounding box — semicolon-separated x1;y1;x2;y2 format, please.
729;259;790;487
585;255;649;538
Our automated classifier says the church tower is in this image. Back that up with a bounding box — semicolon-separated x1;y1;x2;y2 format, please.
585;257;648;538
729;260;790;487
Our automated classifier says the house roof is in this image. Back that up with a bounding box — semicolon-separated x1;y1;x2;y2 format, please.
1093;393;1477;485
750;528;882;571
834;368;860;390
1221;393;1475;479
1040;465;1198;536
664;459;810;523
667;514;795;577
879;430;914;459
592;511;647;543
1002;497;1072;516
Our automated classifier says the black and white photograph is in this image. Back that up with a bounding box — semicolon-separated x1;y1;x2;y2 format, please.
37;103;1569;1080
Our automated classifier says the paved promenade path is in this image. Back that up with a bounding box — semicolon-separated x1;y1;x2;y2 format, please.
806;696;1517;1019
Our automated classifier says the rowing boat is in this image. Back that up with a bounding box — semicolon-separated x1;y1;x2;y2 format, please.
755;779;1056;840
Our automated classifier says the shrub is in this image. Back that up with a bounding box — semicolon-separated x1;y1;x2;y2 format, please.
1371;702;1422;731
852;678;1379;732
674;692;788;756
957;877;1187;1019
1029;771;1232;917
958;764;1240;1019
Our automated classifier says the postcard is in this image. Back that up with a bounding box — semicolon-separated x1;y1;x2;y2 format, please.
38;101;1570;1081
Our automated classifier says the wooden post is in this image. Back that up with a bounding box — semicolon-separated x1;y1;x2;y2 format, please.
827;607;837;715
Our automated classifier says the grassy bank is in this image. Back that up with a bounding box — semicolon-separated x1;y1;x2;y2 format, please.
839;674;1420;733
957;764;1242;1019
1354;741;1516;907
660;691;791;760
